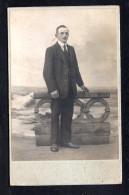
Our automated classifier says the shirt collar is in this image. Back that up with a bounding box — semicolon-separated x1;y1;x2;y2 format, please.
58;40;67;47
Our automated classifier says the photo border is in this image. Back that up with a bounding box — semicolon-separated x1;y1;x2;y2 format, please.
1;0;129;193
8;6;121;185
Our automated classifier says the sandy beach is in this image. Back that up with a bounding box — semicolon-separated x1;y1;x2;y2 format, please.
11;135;119;161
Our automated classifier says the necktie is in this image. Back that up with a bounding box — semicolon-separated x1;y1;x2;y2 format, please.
63;44;71;76
63;45;72;94
63;44;67;52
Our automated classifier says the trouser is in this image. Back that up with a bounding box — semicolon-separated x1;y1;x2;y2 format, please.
50;96;74;145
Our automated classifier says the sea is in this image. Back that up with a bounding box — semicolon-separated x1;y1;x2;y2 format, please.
11;86;119;139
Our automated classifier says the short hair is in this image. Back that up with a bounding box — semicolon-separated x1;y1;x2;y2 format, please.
56;25;68;34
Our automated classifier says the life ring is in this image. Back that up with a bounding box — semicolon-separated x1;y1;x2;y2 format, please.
73;98;85;121
85;98;110;122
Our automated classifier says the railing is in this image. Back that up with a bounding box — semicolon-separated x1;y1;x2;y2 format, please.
33;91;111;146
34;91;110;123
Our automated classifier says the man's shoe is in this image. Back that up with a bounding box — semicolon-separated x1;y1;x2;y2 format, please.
61;142;79;149
50;144;58;152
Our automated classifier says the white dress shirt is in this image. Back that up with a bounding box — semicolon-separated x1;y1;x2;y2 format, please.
58;40;68;51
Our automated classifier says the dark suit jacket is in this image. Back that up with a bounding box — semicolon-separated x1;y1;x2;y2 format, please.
43;42;84;99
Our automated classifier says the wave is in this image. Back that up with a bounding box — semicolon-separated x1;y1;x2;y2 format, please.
12;92;36;110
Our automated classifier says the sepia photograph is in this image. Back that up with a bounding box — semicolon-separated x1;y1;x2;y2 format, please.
8;6;121;185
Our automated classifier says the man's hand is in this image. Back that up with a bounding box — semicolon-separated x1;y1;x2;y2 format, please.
51;90;59;99
80;85;89;92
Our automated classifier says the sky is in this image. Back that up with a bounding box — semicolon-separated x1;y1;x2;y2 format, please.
9;7;120;89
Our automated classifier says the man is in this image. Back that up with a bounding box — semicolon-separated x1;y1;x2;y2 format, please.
43;25;89;152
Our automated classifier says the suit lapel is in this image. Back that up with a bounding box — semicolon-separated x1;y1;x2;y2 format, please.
55;42;67;65
67;45;73;64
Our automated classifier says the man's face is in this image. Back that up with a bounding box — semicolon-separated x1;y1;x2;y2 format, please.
56;27;69;43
